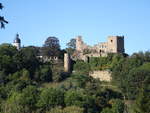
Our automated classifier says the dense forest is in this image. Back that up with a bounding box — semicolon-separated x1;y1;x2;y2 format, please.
0;41;149;113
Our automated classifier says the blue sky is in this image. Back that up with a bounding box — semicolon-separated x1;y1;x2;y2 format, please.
0;0;150;54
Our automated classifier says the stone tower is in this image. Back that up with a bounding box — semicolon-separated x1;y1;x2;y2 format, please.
13;34;21;50
64;53;71;72
76;36;84;51
107;36;125;53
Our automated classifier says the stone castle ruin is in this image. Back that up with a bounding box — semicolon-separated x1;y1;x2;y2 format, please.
12;34;125;81
73;35;125;61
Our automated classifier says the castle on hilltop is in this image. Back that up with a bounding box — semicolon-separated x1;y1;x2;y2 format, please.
73;36;125;61
11;34;125;63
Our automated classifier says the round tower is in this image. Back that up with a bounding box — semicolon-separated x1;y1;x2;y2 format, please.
13;34;21;50
64;53;71;72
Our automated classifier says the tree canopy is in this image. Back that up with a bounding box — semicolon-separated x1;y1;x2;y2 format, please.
41;37;61;57
66;38;76;55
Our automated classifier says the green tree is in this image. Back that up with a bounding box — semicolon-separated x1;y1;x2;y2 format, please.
0;44;17;56
2;92;24;113
2;86;38;113
74;60;90;75
64;90;85;107
37;88;64;111
20;69;30;81
125;63;150;99
44;37;60;49
66;38;76;55
101;107;112;113
0;70;7;84
34;65;52;82
111;99;124;113
66;38;76;49
134;88;150;113
16;47;40;76
46;107;63;113
64;106;84;113
0;44;18;74
111;56;144;99
64;89;100;113
46;106;84;113
20;85;39;112
101;99;124;113
71;74;91;88
42;37;60;57
131;51;150;63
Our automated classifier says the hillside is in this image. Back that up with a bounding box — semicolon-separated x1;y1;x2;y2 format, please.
0;44;149;113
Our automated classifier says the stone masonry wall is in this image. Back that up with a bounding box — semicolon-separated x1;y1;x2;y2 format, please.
75;36;125;60
89;70;112;82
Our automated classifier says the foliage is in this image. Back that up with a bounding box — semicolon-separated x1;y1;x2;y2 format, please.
0;44;18;74
51;64;69;82
0;44;17;56
66;48;75;55
64;90;85;107
42;37;61;57
21;68;30;81
111;52;150;99
134;87;150;113
66;38;76;49
46;106;84;113
0;44;53;84
64;89;97;113
71;74;91;88
37;88;64;111
125;63;150;99
66;38;76;55
44;37;60;48
0;42;149;113
101;99;124;113
2;85;39;113
35;65;52;83
2;92;24;113
19;47;40;74
74;60;91;75
64;106;84;113
89;57;110;70
20;86;39;109
41;46;61;57
0;3;8;28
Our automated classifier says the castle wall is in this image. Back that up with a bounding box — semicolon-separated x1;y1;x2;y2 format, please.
94;42;108;55
75;35;125;60
89;70;112;82
107;36;118;53
76;36;91;52
117;36;125;53
76;36;85;51
107;36;124;53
